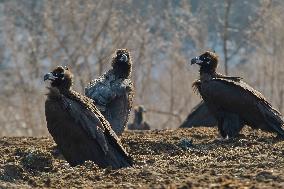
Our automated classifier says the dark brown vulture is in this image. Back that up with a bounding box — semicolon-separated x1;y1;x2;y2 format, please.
85;49;134;136
44;66;133;169
190;51;284;138
128;105;150;130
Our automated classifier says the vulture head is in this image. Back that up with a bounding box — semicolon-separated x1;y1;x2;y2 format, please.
112;49;132;79
191;51;219;73
44;66;73;91
136;105;146;113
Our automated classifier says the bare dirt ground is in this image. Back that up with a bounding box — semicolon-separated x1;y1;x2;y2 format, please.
1;127;284;188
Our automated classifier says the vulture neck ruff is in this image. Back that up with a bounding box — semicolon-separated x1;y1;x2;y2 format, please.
52;85;72;95
199;65;217;81
112;59;132;79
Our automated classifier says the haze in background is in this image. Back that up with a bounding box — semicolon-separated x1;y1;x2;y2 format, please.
0;0;283;136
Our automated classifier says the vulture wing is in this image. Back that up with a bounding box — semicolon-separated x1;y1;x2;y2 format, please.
86;75;134;136
62;96;133;166
45;92;132;169
179;101;217;128
185;75;242;129
201;78;284;137
105;78;134;135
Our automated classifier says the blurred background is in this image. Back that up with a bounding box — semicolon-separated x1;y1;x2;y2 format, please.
0;0;283;136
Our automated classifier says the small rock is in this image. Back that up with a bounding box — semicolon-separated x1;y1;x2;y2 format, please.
2;163;24;181
178;138;193;150
21;149;53;172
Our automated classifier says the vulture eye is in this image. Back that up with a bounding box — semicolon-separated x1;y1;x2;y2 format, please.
200;55;211;63
53;72;64;78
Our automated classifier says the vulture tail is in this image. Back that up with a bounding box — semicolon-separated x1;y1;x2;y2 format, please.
258;103;284;138
105;129;133;169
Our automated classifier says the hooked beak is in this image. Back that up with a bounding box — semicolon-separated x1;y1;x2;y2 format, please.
191;57;203;65
118;54;128;62
44;72;57;81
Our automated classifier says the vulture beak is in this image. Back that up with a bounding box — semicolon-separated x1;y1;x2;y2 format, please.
191;57;203;65
119;54;128;62
44;72;57;81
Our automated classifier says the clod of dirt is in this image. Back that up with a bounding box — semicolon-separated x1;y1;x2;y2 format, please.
50;145;65;160
1;128;284;188
178;138;193;150
20;149;53;172
82;160;100;170
1;163;24;181
256;171;280;181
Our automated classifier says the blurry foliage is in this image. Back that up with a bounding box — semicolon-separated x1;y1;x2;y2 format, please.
0;0;283;136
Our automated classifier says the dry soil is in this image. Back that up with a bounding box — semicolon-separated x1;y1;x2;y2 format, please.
1;127;284;188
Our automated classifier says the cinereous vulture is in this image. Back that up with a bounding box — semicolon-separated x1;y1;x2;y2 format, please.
128;105;150;130
85;49;134;136
44;66;133;169
190;51;284;138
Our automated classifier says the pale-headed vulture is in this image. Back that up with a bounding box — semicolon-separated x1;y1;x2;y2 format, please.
44;66;133;169
190;51;284;138
85;49;134;136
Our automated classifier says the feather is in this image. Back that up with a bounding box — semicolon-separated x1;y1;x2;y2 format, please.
179;101;217;128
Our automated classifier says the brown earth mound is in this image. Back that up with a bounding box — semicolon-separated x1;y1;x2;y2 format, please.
1;127;284;188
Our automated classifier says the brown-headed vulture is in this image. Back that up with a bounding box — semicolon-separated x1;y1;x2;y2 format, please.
85;49;134;136
128;105;150;130
190;51;284;138
44;66;133;169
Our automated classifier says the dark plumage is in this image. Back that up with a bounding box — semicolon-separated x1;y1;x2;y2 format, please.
85;49;134;136
44;66;133;169
128;106;150;130
181;76;242;128
191;51;284;138
179;101;217;128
